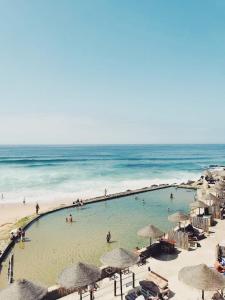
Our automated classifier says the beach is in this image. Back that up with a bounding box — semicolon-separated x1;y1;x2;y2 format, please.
0;200;71;246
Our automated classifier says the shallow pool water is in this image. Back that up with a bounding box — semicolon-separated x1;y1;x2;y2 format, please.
0;187;195;287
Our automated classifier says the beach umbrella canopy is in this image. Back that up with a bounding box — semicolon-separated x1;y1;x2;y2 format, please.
137;224;164;245
204;170;213;178
190;200;208;216
100;248;139;269
168;212;189;223
204;193;220;205
178;264;225;299
58;262;101;289
0;279;47;300
218;171;225;179
215;181;225;190
100;248;138;300
190;200;208;209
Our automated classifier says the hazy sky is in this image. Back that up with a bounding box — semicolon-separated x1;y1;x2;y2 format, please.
0;0;225;144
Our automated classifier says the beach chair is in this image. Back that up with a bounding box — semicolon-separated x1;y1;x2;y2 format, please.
125;287;146;300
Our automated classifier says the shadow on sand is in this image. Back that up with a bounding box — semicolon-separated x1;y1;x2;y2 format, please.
152;249;181;261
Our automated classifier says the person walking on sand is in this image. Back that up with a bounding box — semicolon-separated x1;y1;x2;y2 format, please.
36;203;40;214
23;197;26;205
104;188;107;197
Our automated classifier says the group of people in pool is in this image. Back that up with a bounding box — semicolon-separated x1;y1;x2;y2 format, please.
72;199;84;207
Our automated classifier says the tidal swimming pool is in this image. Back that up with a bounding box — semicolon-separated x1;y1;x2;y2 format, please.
0;187;195;288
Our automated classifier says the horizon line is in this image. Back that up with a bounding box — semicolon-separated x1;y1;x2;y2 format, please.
0;143;225;146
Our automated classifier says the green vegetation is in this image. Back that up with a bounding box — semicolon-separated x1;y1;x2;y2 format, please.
15;216;32;228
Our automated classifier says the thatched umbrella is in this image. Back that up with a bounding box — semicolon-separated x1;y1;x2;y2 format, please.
218;171;225;179
58;262;101;300
168;211;189;229
204;170;213;179
204;193;220;206
0;279;47;300
178;264;225;299
190;200;208;215
215;181;225;191
137;224;164;246
100;248;139;299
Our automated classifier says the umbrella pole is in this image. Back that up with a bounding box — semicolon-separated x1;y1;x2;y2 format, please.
90;290;93;300
202;290;204;300
150;237;152;246
79;290;82;300
120;270;123;300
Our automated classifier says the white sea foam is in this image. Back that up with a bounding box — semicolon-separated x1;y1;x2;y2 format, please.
0;171;200;203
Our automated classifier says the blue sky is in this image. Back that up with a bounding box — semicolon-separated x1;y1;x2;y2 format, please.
0;0;225;144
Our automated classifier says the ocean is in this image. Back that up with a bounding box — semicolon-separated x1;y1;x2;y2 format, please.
0;144;225;203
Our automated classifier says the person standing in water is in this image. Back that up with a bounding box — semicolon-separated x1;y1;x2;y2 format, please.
69;214;73;222
106;231;111;243
170;193;173;199
36;203;40;214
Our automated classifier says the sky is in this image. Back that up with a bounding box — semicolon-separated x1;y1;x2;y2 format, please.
0;0;225;144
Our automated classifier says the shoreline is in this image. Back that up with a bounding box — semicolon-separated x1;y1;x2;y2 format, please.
0;183;196;264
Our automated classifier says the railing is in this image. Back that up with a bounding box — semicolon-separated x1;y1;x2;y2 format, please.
167;230;189;250
190;216;209;232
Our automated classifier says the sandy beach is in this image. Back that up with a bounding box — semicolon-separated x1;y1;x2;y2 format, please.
0;200;70;243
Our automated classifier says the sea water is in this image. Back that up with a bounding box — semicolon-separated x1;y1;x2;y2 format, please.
0;144;224;202
0;187;195;287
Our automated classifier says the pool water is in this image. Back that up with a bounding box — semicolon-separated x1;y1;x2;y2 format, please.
0;187;195;288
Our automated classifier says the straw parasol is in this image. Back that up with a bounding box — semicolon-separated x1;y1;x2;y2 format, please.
204;193;220;206
218;170;225;179
190;200;208;215
204;170;213;179
215;181;225;190
168;211;189;229
137;224;164;246
178;264;225;299
0;279;47;300
58;262;101;300
100;248;138;299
